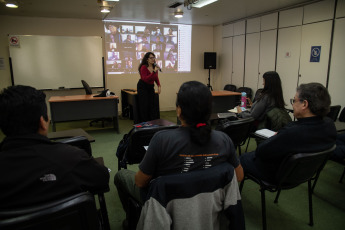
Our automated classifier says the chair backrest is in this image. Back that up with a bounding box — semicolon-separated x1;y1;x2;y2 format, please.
275;145;336;188
0;192;99;230
137;162;245;230
327;105;341;122
339;107;345;122
81;80;92;95
125;125;179;165
57;136;92;156
237;87;253;100
224;84;237;92
217;117;255;147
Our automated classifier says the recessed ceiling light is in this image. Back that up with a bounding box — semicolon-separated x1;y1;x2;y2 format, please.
174;11;183;18
192;0;218;8
101;7;111;13
5;0;18;8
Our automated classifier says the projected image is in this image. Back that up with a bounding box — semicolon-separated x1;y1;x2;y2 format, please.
104;21;191;74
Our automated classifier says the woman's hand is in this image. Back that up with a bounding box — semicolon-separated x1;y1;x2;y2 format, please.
236;106;242;113
157;85;161;94
154;66;160;72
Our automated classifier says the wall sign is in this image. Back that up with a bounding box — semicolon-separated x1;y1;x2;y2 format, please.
310;46;321;62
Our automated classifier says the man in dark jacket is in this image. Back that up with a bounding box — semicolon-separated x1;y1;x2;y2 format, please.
240;82;337;182
0;85;109;209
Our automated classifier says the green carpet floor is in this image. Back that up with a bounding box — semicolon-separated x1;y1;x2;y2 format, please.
1;111;344;230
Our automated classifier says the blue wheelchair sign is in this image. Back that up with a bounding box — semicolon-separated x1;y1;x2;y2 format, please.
310;46;321;62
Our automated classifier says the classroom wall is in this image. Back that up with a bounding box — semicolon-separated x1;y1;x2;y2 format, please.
218;0;345;112
0;15;214;112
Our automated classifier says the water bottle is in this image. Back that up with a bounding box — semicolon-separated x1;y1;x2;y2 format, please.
241;92;247;109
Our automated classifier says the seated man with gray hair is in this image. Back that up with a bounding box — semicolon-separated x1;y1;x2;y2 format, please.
240;82;337;182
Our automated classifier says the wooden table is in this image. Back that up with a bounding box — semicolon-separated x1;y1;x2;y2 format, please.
211;90;241;113
49;95;119;133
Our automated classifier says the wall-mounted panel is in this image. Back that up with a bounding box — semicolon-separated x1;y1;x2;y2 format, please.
9;35;104;90
336;0;345;18
279;7;303;28
303;0;335;24
261;13;278;31
223;23;234;37
276;26;302;108
221;37;233;86
298;20;332;86
325;18;345;109
234;21;246;36
244;33;260;91
258;30;277;88
247;17;261;33
232;35;245;87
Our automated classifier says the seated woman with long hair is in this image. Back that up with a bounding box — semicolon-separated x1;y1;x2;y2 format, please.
238;71;285;121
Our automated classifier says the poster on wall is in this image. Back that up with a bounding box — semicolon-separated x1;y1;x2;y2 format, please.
310;46;321;62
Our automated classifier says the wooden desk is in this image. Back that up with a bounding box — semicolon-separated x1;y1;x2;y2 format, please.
47;128;95;142
211;90;241;113
49;95;119;133
121;89;159;124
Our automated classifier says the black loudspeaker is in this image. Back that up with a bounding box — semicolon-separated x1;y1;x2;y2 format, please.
204;52;216;69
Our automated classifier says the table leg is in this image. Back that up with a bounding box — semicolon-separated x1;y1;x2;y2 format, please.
113;116;120;133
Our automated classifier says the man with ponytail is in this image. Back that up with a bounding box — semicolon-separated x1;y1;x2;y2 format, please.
115;81;243;224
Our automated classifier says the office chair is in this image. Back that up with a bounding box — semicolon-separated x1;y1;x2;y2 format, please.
326;105;341;122
81;80;112;127
240;145;336;230
339;107;345;122
0;192;100;230
81;80;93;95
128;163;245;230
58;135;110;230
117;125;179;171
56;135;92;156
224;84;237;92
216;117;255;155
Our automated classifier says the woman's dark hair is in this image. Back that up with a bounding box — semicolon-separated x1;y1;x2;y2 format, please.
0;85;48;136
259;71;285;108
138;52;155;73
176;81;212;145
297;82;331;117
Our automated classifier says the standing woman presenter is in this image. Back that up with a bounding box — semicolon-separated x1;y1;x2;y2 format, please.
137;52;161;122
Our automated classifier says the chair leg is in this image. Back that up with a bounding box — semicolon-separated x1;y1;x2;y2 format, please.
311;170;322;194
274;189;281;203
238;145;242;156
245;137;251;152
260;188;267;230
308;180;314;226
339;167;345;183
239;179;245;193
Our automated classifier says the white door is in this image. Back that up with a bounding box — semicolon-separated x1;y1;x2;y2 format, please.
276;26;302;109
232;35;245;87
298;20;333;86
244;33;260;92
